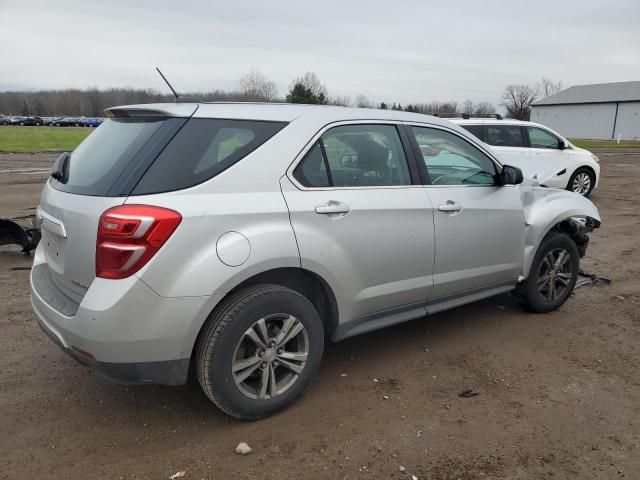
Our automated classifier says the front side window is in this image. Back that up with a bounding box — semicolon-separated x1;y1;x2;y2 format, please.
293;124;411;188
485;125;526;147
527;127;561;149
411;126;497;186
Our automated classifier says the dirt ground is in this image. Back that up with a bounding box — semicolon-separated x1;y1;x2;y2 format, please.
1;150;639;479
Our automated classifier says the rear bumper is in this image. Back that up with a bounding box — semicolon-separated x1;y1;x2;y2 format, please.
35;314;190;385
30;252;219;385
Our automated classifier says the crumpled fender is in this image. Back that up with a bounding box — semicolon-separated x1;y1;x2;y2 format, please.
520;186;601;278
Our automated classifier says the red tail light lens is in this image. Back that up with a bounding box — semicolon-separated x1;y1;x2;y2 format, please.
96;205;182;279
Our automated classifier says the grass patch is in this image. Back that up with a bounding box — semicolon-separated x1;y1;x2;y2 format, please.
570;138;640;149
0;126;91;153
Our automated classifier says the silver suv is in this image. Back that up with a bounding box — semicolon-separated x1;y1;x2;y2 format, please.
30;103;601;419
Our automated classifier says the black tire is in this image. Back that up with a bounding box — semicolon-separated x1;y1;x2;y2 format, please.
567;167;595;197
515;232;579;313
196;284;324;420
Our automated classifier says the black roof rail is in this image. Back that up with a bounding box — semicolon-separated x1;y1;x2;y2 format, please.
433;113;503;120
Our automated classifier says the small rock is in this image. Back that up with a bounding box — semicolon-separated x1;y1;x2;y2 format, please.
416;430;423;438
497;305;506;311
383;395;389;400
340;373;348;377
235;442;252;455
399;465;406;472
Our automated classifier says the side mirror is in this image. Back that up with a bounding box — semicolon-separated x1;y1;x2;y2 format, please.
501;164;523;185
558;140;567;150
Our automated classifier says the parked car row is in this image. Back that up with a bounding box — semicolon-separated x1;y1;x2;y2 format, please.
0;115;103;127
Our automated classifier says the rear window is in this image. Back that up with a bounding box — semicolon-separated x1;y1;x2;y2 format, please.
132;119;286;195
51;117;167;196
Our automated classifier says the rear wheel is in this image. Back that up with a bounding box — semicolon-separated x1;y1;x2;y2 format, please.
196;284;324;420
567;167;594;196
515;232;578;313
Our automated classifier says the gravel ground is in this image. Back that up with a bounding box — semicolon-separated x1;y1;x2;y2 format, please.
0;150;638;479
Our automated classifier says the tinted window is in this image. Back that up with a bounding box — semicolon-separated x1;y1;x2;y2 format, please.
411;126;497;186
293;142;330;187
460;124;484;141
527;127;561;149
133;119;286;194
485;125;526;147
51;117;167;195
293;124;411;188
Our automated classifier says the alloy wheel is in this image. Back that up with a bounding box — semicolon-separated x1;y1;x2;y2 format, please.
572;172;591;195
232;314;309;400
537;248;572;302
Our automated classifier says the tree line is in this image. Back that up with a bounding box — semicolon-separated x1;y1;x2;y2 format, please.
0;69;561;120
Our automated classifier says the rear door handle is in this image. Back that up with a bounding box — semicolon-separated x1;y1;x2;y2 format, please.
315;201;351;215
438;201;463;213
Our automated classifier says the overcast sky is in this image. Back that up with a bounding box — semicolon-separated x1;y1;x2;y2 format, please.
2;0;639;105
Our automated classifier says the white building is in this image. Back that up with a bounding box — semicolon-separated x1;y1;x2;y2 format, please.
530;81;640;140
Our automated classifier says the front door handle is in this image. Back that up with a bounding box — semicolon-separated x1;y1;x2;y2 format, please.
315;201;351;215
438;200;463;213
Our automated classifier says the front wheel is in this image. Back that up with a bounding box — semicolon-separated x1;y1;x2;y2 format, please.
196;284;324;420
568;167;595;196
515;232;579;313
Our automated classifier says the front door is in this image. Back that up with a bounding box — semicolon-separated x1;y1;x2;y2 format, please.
408;124;525;298
282;123;435;323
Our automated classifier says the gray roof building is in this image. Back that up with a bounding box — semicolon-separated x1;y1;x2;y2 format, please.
533;81;640;106
530;81;640;140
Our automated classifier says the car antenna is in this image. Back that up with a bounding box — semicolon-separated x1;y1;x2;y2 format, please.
155;67;199;103
155;67;179;100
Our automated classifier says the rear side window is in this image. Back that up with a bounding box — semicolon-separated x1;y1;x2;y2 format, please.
51;117;167;195
293;124;411;188
460;124;484;141
133;119;286;195
485;125;526;147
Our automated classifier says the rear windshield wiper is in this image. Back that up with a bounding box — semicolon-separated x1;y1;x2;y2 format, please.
51;152;70;183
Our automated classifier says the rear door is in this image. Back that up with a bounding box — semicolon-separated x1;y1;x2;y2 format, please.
282;122;435;323
407;124;524;298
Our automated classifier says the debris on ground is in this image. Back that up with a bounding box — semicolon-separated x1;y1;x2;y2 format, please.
458;389;479;398
235;442;252;455
574;269;611;289
168;471;186;480
399;465;406;472
416;430;423;438
9;266;31;271
0;213;40;254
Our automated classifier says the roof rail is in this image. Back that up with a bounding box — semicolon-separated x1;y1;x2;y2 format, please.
435;113;503;120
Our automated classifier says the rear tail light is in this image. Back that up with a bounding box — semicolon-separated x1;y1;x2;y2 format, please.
96;205;181;279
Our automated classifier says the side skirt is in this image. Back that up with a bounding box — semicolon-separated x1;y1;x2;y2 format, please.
331;281;516;341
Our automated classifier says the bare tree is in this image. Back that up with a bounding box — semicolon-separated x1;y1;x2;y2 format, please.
294;72;327;99
502;85;537;120
473;101;495;115
355;94;372;108
462;99;474;116
238;69;278;101
535;78;563;100
328;95;351;107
